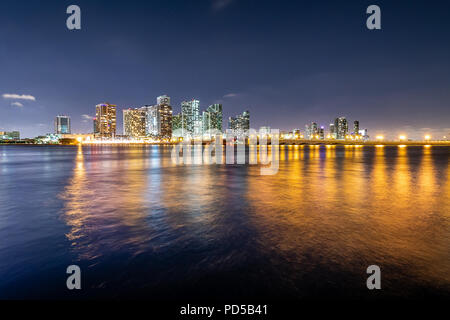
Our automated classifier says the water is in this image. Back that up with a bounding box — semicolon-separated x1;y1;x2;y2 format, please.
0;145;449;300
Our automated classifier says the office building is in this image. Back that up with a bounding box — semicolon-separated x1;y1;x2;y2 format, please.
305;122;319;139
229;110;250;137
172;114;183;138
181;99;201;137
123;108;147;138
334;117;348;140
94;103;117;138
329;123;336;139
144;96;173;139
156;96;173;139
319;126;325;140
353;121;360;136
55;115;71;134
202;104;223;134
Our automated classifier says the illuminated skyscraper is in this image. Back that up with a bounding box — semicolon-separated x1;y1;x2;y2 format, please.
329;123;336;139
145;96;173;139
55;115;71;134
353;120;360;135
93;118;98;135
305;124;311;139
181;99;200;137
319;126;325;140
156;96;173;139
202;104;223;134
311;122;318;138
305;122;319;139
334;117;348;140
123;108;147;138
172;113;183;138
229;110;250;137
95;103;117;138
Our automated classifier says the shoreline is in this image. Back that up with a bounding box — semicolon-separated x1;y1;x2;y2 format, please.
1;140;450;147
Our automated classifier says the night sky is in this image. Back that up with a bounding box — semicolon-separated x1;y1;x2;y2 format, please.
1;0;449;138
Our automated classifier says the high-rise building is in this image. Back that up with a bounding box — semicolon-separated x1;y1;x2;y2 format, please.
229;110;250;137
329;123;336;139
123;108;147;138
305;122;319;139
305;124;311;139
353;120;360;135
202;104;223;134
311;122;318;138
95;103;117;138
156;96;173;139
181;99;200;137
172;113;183;138
55;115;71;134
319;126;325;140
334;117;348;139
93;118;99;135
144;96;173;139
242;110;250;132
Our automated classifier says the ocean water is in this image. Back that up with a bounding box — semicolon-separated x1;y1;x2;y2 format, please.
0;145;449;300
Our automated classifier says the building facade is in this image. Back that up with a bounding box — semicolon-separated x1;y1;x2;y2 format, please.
123;108;147;138
202;103;223;135
55;115;71;134
95;103;117;138
353;120;360;136
156;96;173;139
334;117;348;140
181;99;201;138
229;110;250;137
172;114;183;138
145;96;173;139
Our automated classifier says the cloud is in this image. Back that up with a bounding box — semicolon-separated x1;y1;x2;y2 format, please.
2;93;36;101
223;93;239;98
11;102;24;107
212;0;234;12
82;114;93;123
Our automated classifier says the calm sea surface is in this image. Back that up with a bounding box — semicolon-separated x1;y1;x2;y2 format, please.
0;145;449;300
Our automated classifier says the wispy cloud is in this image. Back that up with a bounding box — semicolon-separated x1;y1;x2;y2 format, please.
212;0;234;12
82;114;93;123
2;93;36;101
11;102;24;107
223;93;239;98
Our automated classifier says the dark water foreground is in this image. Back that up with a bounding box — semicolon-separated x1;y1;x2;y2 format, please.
0;145;449;300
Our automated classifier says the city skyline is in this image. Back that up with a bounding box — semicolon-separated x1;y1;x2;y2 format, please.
1;95;448;141
0;94;450;141
1;0;450;139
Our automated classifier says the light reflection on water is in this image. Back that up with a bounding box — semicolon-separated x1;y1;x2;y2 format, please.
0;145;449;300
